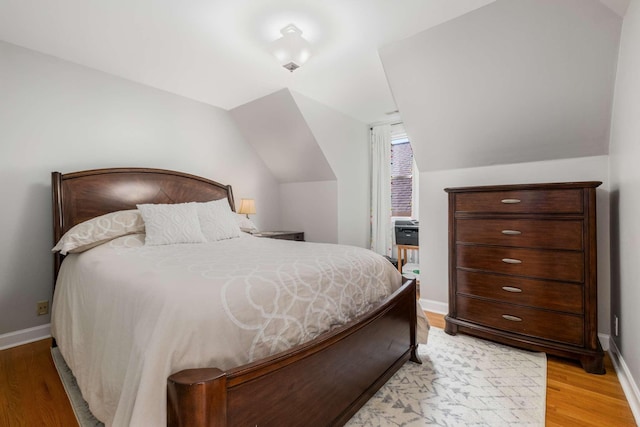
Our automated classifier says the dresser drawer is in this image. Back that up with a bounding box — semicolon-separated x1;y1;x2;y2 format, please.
455;189;583;214
456;295;584;346
455;218;583;250
457;270;583;314
457;245;584;282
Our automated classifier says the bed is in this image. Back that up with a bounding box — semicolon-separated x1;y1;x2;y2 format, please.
50;167;427;426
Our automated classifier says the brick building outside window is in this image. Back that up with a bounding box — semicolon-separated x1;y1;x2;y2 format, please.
391;137;414;218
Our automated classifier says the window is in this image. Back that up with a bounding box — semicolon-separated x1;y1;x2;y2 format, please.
391;135;414;217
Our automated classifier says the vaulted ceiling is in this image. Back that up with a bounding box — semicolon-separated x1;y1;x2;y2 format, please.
0;0;629;125
0;0;630;175
0;0;499;124
381;0;625;171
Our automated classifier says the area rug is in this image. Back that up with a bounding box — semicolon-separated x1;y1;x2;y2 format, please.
346;328;546;426
52;328;546;426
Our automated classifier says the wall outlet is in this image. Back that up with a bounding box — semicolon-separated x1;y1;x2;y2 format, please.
37;300;49;316
614;315;619;337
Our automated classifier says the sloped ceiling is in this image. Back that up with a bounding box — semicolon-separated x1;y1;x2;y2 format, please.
380;0;623;172
230;89;335;183
599;0;631;16
0;0;627;125
0;0;499;124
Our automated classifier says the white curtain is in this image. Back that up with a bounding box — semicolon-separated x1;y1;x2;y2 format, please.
409;157;420;263
411;157;419;220
370;124;392;257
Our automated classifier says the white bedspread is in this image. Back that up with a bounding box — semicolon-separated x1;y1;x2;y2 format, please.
52;234;428;426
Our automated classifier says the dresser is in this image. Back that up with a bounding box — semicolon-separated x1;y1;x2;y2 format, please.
444;182;604;374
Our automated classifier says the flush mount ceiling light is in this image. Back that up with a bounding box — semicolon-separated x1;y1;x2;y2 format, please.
270;24;311;72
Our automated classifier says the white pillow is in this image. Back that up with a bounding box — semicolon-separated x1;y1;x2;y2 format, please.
234;213;258;233
137;203;206;246
197;199;241;241
52;209;145;255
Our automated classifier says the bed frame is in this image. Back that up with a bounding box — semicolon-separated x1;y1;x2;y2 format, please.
51;167;421;427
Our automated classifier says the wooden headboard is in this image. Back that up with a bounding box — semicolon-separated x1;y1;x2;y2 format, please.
52;167;235;282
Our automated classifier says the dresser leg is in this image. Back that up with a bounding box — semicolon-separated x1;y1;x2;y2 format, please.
580;353;606;374
444;317;458;335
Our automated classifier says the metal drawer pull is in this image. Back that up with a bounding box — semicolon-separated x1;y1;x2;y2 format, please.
501;258;522;264
501;198;521;204
502;286;522;293
502;314;522;322
501;229;522;235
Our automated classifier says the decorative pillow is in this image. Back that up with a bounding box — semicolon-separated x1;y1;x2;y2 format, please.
52;209;145;255
137;203;206;246
234;213;258;233
197;199;241;241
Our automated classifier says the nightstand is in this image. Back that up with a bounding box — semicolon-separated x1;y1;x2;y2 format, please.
254;231;305;241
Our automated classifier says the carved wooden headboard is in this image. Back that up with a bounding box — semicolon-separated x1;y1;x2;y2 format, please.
51;167;235;283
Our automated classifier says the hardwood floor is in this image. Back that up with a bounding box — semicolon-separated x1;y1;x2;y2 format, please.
0;338;77;426
0;313;636;426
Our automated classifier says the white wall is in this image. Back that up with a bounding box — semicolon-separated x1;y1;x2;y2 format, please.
292;92;370;248
419;155;611;335
608;0;640;407
280;181;339;244
0;41;280;336
231;88;370;248
230;89;336;184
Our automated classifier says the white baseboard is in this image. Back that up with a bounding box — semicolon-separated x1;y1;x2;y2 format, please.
598;333;610;351
420;298;448;315
0;324;51;351
608;337;640;425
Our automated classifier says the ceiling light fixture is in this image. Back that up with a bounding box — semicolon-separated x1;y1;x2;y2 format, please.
270;24;311;72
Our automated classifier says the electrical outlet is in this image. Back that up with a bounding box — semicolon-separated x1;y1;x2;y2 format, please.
37;300;49;316
614;315;619;337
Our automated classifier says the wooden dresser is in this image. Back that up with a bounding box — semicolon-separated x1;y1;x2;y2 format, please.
444;182;604;374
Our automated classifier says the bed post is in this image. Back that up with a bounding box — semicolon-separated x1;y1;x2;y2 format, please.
51;172;64;289
408;278;422;364
167;368;228;427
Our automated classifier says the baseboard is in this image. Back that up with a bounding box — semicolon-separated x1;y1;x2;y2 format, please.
608;337;640;425
420;298;447;315
598;333;610;351
0;324;51;351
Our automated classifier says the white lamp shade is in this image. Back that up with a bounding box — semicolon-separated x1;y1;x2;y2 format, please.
238;199;256;215
270;24;311;72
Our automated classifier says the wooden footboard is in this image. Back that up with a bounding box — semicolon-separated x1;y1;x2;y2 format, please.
168;278;420;427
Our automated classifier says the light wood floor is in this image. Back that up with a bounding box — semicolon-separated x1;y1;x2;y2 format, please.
0;313;636;426
0;338;77;426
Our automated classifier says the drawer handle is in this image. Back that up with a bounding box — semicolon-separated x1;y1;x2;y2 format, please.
501;286;523;293
501;258;522;264
502;314;523;322
501;229;522;235
501;198;521;204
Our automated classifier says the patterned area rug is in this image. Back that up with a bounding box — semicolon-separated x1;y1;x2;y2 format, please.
347;328;546;426
52;328;546;426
